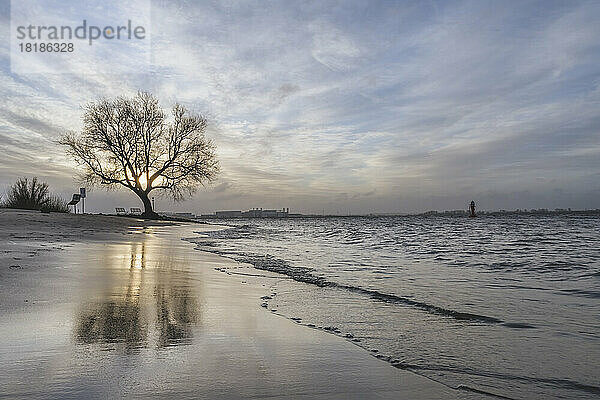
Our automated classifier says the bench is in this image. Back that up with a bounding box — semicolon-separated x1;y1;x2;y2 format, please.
130;207;142;215
115;207;126;215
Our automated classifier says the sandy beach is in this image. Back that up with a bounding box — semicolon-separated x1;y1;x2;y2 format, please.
0;209;462;399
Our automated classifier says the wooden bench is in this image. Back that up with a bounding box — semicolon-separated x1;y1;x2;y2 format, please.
130;207;142;215
115;207;126;215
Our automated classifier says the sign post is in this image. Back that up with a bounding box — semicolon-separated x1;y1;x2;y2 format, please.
79;188;86;214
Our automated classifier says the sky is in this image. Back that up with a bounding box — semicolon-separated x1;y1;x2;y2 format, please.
1;0;599;214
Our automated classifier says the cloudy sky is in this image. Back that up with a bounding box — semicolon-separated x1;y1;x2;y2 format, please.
1;0;600;214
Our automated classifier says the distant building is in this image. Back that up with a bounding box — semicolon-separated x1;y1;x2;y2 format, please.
242;208;262;217
215;210;242;218
211;207;291;218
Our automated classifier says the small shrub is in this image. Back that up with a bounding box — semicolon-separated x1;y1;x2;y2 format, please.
40;195;70;213
3;177;48;209
2;177;69;213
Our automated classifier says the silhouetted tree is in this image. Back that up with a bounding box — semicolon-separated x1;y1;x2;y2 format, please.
60;93;219;218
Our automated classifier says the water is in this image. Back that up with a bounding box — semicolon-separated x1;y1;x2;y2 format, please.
191;215;600;399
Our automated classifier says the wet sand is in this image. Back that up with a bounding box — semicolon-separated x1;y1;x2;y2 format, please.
0;209;460;399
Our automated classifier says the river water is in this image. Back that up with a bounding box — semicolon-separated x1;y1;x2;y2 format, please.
191;215;600;399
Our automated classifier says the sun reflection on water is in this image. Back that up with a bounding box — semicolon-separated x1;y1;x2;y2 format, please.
129;243;146;269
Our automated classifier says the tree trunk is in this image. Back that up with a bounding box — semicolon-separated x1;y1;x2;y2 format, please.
136;190;159;219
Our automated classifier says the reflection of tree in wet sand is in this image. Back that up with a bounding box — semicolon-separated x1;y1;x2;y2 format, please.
75;269;147;350
74;242;200;350
155;282;198;347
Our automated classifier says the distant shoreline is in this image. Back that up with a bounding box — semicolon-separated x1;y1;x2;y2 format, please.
196;208;600;219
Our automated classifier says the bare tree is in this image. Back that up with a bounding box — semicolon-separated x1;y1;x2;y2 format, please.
60;92;219;218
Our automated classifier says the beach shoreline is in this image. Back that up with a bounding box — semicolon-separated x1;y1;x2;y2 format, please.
0;209;460;399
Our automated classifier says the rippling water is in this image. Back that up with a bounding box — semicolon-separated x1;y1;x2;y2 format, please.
192;215;600;399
